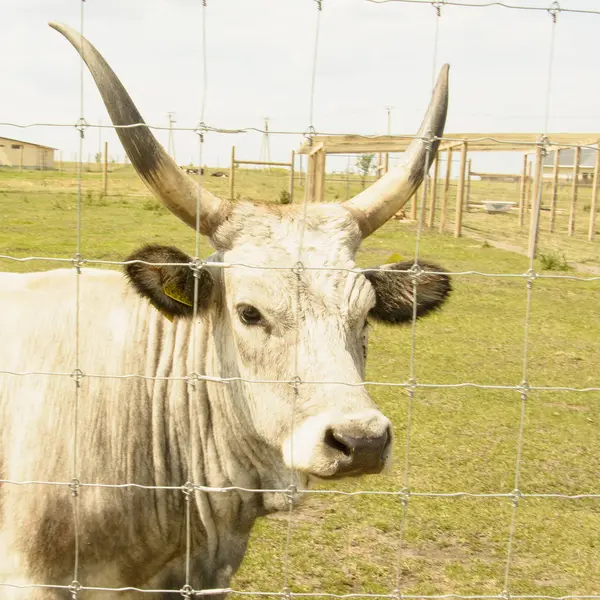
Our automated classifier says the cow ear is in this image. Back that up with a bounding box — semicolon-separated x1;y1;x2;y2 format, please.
364;260;451;324
125;244;213;319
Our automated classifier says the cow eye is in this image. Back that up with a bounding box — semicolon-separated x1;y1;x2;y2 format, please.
238;304;263;326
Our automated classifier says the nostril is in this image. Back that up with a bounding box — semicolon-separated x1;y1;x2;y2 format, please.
382;425;392;457
324;428;353;457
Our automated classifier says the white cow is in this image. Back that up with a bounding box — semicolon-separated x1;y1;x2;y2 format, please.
0;23;451;599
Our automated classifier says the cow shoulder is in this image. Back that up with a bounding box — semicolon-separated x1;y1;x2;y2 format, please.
364;260;451;324
125;244;214;318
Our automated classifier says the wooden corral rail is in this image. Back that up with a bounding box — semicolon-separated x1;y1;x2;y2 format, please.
471;172;524;184
297;132;600;247
230;146;295;202
297;133;600;155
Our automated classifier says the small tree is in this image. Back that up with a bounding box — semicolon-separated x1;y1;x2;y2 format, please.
94;152;101;164
356;153;375;188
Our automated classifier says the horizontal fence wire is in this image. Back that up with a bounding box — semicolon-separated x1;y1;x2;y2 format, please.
0;256;599;281
364;0;600;16
1;0;599;597
1;126;599;151
0;583;598;598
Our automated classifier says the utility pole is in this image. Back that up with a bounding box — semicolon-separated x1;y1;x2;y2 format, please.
167;112;177;163
384;106;393;174
260;117;271;166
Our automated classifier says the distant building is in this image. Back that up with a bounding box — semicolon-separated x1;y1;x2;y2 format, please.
0;137;57;170
543;147;596;182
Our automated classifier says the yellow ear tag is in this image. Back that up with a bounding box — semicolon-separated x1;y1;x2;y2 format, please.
385;252;403;264
159;282;193;322
163;282;194;307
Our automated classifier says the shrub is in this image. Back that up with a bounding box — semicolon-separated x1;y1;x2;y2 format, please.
538;250;572;271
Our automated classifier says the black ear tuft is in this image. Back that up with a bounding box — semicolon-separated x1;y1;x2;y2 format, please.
364;260;451;324
125;244;213;318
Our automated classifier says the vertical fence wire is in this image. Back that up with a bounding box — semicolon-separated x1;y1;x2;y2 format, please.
283;0;324;592
502;5;560;595
394;2;442;590
2;0;600;597
182;1;211;595
69;1;87;595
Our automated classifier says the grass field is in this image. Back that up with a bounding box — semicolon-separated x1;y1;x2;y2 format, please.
1;166;599;596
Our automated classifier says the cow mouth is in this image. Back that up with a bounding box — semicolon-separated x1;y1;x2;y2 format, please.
307;458;388;481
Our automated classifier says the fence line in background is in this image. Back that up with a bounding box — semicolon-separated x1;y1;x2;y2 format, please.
1;0;599;597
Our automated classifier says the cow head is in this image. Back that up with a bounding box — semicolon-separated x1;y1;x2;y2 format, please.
51;23;451;485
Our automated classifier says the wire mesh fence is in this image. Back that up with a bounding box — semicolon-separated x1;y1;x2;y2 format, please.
1;0;600;598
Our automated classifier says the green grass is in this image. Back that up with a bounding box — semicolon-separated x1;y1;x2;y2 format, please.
1;166;599;595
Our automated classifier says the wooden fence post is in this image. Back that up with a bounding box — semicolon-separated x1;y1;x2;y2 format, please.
229;146;236;201
568;146;581;236
588;143;600;241
427;156;439;228
439;148;452;234
466;158;472;211
549;148;560;233
528;145;543;259
454;141;468;238
519;153;528;227
526;159;533;212
314;147;327;203
411;185;419;221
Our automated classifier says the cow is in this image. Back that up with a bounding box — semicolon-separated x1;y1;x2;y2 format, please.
0;22;450;599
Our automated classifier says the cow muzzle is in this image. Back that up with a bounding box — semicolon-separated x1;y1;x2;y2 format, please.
282;410;392;478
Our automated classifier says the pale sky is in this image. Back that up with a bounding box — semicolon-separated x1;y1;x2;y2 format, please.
2;0;600;174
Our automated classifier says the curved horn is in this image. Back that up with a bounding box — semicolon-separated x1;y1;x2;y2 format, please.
49;22;231;236
343;65;449;238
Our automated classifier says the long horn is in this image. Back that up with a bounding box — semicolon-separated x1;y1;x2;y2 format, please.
49;22;231;236
343;65;449;238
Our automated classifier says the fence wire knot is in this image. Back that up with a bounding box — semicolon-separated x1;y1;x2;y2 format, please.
538;135;550;158
71;253;84;274
304;125;317;147
69;580;82;599
74;117;89;139
292;261;306;277
70;368;84;388
422;129;436;153
289;376;302;390
69;478;81;498
510;489;522;507
281;586;293;600
314;0;323;11
285;484;298;505
180;583;194;598
182;481;195;499
409;262;423;278
548;1;561;22
499;591;511;600
406;378;417;397
186;372;201;391
432;1;445;17
190;257;205;277
398;487;411;507
518;380;530;396
195;122;207;143
525;268;538;288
